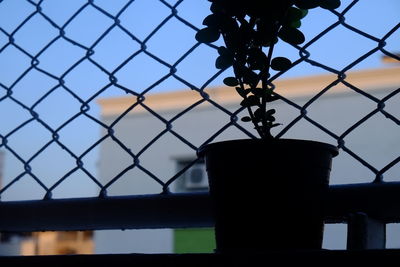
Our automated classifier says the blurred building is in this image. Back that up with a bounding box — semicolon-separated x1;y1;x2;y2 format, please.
19;231;94;255
96;65;400;253
0;64;398;255
0;230;93;256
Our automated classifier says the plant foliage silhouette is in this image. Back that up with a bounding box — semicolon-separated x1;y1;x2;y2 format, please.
196;0;341;139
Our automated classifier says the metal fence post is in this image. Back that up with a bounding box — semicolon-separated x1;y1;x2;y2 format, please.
347;212;386;250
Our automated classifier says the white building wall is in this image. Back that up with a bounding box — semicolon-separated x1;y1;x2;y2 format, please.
94;229;173;254
0;236;26;256
96;68;400;252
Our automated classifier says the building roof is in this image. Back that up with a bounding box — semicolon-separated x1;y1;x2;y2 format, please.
382;54;400;64
98;67;400;116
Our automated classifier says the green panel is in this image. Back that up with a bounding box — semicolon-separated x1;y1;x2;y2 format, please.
174;228;216;253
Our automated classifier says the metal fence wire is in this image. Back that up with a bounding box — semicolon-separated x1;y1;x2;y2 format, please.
0;0;399;201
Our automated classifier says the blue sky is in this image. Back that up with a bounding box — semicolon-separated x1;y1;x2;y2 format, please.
0;0;398;200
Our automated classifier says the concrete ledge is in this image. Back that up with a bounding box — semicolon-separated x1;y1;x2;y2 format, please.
1;249;400;266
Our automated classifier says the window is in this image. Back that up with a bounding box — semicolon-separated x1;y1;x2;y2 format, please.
175;159;208;192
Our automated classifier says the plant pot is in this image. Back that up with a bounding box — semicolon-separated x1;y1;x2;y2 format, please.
198;138;338;252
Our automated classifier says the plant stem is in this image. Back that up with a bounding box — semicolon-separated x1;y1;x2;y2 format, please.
221;29;265;138
237;68;264;138
260;41;276;139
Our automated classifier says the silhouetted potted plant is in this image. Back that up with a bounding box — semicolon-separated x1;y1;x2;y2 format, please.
196;0;341;252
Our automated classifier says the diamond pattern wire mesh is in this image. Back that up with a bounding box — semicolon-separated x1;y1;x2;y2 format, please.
0;0;399;201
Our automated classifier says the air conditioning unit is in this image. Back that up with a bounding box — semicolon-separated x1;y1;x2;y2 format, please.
184;165;208;190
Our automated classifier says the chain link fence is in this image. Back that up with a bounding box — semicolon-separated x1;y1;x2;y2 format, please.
0;0;399;202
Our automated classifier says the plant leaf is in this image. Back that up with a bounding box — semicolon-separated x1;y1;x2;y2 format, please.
271;57;292;71
242;68;259;87
266;109;277;122
286;7;304;23
300;9;309;18
247;95;260;106
266;109;276;116
241;116;252;122
240;95;259;107
289;20;301;28
215;54;233;69
202;14;219;27
240;98;248;107
270;123;282;128
319;0;341;10
217;46;228;55
210;2;223;13
283;7;305;29
264;92;279;102
250;88;264;97
247;49;267;70
223;77;239;87
294;0;320;9
254;108;264;122
195;27;220;43
278;26;305;45
235;87;249;98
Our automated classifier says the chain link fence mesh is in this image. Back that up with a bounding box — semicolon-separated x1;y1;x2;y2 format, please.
0;0;399;201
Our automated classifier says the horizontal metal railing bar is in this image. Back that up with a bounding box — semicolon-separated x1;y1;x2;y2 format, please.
0;193;213;232
1;182;400;232
326;182;400;223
